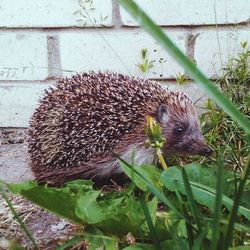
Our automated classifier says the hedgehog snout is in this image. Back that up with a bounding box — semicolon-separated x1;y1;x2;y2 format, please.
189;139;212;156
164;134;212;157
197;146;213;156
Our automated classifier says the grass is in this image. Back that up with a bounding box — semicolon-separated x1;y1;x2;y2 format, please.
197;42;249;173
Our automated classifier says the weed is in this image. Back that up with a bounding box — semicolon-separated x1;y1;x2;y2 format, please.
175;72;187;84
137;48;154;74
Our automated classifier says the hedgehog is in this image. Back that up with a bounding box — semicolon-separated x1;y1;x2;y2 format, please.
28;71;212;186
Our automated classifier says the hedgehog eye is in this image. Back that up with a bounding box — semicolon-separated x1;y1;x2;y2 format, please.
174;126;185;135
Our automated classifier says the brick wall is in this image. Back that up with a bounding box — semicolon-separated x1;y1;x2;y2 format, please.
0;0;249;127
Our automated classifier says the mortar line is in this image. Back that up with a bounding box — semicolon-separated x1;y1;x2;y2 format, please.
185;29;197;60
0;22;249;32
47;35;63;79
184;30;201;101
112;0;123;28
0;80;56;84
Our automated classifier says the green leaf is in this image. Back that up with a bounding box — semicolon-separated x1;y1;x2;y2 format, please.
8;180;94;224
120;162;162;191
75;190;104;224
7;180;160;237
161;165;250;221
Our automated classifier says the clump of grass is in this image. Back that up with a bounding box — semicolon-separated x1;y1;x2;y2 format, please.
199;42;250;172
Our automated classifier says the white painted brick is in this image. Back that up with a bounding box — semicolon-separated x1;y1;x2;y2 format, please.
0;82;207;127
120;0;250;26
59;30;186;79
0;83;51;127
0;0;112;27
194;28;250;78
0;34;48;80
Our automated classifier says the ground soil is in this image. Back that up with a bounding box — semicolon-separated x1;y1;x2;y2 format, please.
0;129;80;250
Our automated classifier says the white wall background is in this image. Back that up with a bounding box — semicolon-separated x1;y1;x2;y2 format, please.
0;0;250;127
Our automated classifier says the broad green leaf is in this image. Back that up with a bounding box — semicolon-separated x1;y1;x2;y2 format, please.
96;195;158;236
75;190;104;224
8;180;88;224
161;165;250;220
120;162;162;191
8;180;162;237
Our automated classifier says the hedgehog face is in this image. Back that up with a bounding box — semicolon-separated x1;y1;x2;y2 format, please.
156;103;212;156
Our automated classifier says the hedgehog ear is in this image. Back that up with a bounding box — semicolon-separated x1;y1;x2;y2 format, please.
157;104;169;124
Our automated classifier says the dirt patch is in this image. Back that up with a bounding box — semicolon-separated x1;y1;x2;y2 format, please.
0;143;33;184
0;128;33;184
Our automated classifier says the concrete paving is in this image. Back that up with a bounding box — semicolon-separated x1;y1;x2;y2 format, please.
0;143;34;184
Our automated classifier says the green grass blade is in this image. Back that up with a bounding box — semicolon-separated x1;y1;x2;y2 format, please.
223;154;250;249
119;0;250;135
0;182;39;250
175;189;194;249
181;168;202;231
202;217;250;233
140;197;161;250
211;157;224;250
